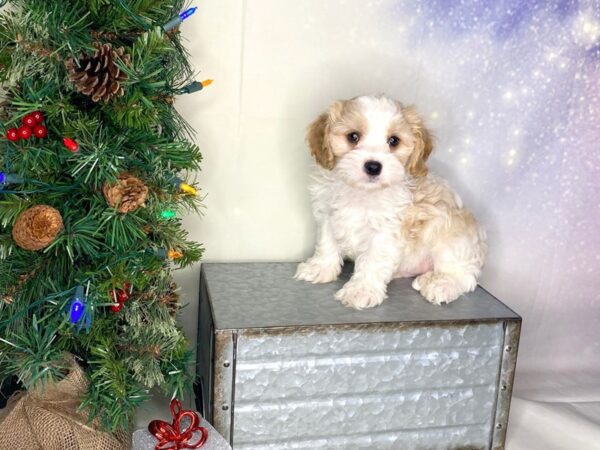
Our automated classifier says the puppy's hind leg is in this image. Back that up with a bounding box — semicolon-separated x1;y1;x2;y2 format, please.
295;218;343;284
412;213;486;305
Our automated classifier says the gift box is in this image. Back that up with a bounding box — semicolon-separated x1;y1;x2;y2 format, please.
196;263;520;450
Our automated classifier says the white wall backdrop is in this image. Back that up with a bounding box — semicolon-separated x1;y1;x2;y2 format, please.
161;1;600;447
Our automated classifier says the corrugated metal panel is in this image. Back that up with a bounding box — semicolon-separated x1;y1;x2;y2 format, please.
232;323;503;449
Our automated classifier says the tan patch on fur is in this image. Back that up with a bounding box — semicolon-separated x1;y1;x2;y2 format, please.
306;112;334;169
402;105;434;177
386;111;416;165
306;101;345;169
401;204;439;247
306;100;371;169
412;176;461;209
400;176;485;278
401;177;464;250
331;100;369;137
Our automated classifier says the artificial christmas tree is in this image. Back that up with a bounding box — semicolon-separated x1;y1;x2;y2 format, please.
0;0;208;443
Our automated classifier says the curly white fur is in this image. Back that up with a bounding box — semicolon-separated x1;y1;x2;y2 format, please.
295;95;486;309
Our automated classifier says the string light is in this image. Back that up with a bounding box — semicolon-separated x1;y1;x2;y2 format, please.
180;7;197;20
4;252;149;330
163;6;198;32
69;286;85;323
146;247;183;260
168;249;183;260
180;79;213;94
160;210;176;220
147;247;167;259
63;137;79;152
0;172;24;189
169;176;199;196
179;183;198;195
68;284;91;332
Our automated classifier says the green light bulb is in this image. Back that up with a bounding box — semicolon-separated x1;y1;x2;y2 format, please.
161;210;176;220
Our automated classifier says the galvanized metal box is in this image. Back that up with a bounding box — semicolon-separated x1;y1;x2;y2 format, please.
195;263;520;450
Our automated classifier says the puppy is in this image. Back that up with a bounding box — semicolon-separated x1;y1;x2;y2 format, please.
295;95;486;309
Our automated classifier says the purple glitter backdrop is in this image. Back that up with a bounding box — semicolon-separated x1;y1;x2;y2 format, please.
383;0;600;376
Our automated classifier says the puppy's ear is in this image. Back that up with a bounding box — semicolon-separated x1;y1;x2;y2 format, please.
403;105;434;177
306;101;342;170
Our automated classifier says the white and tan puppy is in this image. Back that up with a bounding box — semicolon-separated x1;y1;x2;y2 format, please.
295;95;486;309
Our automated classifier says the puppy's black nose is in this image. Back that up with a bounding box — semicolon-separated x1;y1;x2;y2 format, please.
364;160;382;176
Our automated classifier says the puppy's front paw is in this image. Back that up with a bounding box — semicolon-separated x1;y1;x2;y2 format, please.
412;272;465;305
335;280;386;310
294;257;341;284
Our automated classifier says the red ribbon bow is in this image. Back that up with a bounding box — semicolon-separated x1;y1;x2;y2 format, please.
148;399;208;450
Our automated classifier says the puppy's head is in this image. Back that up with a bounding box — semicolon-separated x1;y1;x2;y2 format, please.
306;95;433;189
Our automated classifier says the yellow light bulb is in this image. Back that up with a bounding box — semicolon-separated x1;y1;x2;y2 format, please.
179;183;198;196
201;79;213;88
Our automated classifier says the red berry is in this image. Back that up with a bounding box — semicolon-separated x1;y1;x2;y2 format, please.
110;303;123;313
22;114;36;128
33;125;47;139
116;289;129;303
6;128;19;142
123;282;132;293
18;126;32;140
32;111;44;123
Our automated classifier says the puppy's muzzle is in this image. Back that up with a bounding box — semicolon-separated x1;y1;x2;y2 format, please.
364;160;382;176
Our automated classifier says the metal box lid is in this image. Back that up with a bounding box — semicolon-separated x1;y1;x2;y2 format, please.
201;262;519;330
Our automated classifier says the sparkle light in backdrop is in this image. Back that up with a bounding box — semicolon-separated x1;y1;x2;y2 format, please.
380;0;600;375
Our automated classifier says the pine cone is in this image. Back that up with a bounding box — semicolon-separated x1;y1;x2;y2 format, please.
12;205;63;251
65;43;131;103
103;173;148;213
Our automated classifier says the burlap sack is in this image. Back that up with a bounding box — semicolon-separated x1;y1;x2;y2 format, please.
0;362;130;450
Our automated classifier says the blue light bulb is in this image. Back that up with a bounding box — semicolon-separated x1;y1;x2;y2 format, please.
69;286;85;324
179;7;197;20
70;300;84;323
0;172;24;187
163;6;198;31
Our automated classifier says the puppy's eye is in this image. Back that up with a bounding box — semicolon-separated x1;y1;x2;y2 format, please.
388;136;401;148
347;132;360;144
